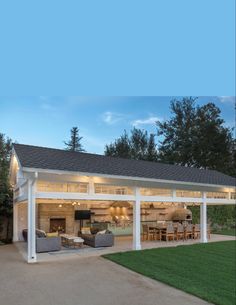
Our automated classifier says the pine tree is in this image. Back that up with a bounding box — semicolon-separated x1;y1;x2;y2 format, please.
146;133;158;161
64;127;85;152
105;130;131;159
104;128;158;161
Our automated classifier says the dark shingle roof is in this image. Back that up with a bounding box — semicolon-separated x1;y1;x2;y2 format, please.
13;143;236;187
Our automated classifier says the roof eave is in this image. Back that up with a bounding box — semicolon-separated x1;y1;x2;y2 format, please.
21;166;236;190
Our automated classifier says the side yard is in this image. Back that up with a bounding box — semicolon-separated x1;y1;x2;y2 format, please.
104;241;236;305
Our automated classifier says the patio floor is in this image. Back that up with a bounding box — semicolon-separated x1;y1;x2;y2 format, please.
15;233;235;263
0;243;213;305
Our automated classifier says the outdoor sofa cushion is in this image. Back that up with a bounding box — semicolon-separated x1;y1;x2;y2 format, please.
36;236;61;253
22;229;47;241
22;229;61;253
78;230;114;248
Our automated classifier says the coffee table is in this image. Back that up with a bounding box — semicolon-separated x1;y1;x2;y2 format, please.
60;234;84;248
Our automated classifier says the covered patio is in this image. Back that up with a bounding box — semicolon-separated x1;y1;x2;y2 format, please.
15;233;235;263
10;144;236;263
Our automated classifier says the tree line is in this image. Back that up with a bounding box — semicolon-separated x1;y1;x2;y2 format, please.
0;97;235;241
104;97;236;177
65;97;236;178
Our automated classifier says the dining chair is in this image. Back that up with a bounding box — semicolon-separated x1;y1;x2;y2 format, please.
142;225;155;241
176;223;184;240
161;224;175;241
185;224;193;240
193;224;200;239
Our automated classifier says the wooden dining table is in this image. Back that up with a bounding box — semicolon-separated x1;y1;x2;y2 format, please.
148;223;189;241
148;225;167;240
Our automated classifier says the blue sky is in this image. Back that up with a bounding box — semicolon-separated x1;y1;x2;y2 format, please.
0;96;235;154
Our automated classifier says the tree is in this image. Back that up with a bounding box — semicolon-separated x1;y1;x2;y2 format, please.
157;97;235;174
157;98;236;230
146;133;159;161
104;127;158;161
64;127;85;152
105;130;131;159
0;133;13;242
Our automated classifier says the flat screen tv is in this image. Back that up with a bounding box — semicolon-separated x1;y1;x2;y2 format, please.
75;210;91;220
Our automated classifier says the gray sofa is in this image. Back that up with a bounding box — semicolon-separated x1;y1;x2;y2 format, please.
78;230;114;248
22;229;61;253
36;236;61;253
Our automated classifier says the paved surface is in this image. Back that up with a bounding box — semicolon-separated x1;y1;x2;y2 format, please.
0;244;212;305
16;233;236;263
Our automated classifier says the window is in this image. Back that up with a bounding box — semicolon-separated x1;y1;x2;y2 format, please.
176;190;201;198
140;188;172;196
94;184;134;195
67;183;88;193
37;181;88;193
230;192;236;200
206;192;228;199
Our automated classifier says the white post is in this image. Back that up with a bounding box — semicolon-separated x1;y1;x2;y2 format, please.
133;187;141;250
13;203;19;242
172;188;176;199
200;192;207;243
88;177;95;195
27;178;37;263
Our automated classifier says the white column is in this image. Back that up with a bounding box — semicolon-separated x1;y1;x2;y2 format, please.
88;177;95;195
27;179;37;263
172;188;176;199
13;203;19;242
200;191;207;243
133;187;141;250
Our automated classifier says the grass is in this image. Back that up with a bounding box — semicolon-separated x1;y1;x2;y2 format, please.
103;241;236;305
212;228;236;236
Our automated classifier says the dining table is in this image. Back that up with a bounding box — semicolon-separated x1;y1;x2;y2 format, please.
148;223;189;241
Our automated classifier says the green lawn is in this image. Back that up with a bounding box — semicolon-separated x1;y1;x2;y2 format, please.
212;228;236;236
103;241;236;305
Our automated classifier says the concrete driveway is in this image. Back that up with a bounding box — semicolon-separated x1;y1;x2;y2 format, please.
0;244;211;305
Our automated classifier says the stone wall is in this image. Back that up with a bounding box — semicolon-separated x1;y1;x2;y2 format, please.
38;203;79;234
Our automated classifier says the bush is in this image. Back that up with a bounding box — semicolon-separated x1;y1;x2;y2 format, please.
189;205;236;228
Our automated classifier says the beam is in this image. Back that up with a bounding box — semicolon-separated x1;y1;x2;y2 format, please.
36;191;135;202
13;203;19;242
35;191;236;205
27;178;37;263
133;187;141;250
200;192;208;243
23;166;236;191
88;177;95;195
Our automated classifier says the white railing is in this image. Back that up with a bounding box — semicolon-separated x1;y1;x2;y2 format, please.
95;184;134;195
206;192;228;199
140;187;172;197
176;190;202;198
230;192;236;200
37;181;88;193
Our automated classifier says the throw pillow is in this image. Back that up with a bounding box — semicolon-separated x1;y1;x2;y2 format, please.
90;227;99;235
36;229;47;238
97;229;106;235
81;227;91;234
46;232;58;237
